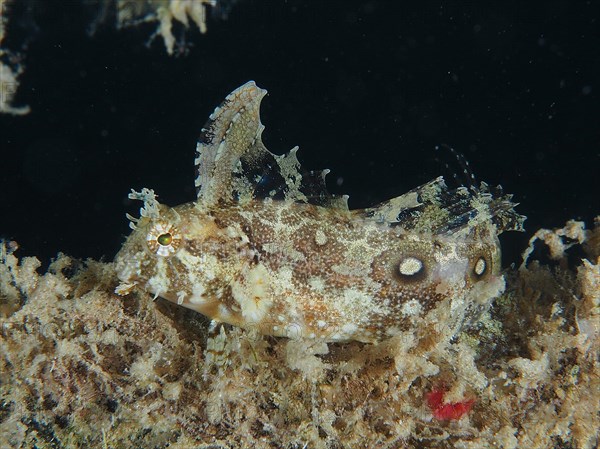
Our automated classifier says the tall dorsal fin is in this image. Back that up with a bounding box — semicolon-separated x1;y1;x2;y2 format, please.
195;81;348;209
362;176;525;236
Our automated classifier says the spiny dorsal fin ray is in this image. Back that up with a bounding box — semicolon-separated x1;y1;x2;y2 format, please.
362;176;525;235
195;81;347;209
195;81;267;204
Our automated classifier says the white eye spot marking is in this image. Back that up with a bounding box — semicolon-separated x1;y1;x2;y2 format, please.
315;229;327;246
474;257;487;276
398;257;424;276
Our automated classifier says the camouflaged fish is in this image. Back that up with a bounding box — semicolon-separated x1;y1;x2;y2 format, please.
115;81;525;343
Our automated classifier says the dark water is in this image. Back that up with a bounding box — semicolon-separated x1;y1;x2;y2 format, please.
1;0;598;268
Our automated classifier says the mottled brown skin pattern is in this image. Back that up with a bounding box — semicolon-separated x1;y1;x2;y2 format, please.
115;81;521;343
116;198;502;342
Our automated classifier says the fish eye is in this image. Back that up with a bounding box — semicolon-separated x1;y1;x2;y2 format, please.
473;256;487;277
397;256;426;281
157;233;173;246
146;224;181;257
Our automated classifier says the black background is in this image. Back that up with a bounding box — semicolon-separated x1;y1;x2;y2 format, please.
1;0;598;268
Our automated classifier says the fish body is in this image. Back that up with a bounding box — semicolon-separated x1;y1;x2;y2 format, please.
115;82;524;342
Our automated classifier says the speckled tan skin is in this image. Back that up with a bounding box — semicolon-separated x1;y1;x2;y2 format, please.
115;82;524;342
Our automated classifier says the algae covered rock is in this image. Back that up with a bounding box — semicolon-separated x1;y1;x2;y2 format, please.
1;219;598;448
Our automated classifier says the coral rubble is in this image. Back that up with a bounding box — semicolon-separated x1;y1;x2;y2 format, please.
0;0;222;115
115;0;217;55
0;0;29;115
1;219;598;448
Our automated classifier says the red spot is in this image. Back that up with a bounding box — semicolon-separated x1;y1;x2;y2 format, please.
426;387;475;421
